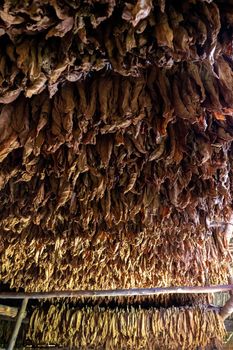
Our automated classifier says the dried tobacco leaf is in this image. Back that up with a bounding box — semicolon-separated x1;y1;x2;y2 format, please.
122;0;153;27
0;0;229;98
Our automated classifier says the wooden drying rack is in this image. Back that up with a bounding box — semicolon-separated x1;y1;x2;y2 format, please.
1;283;233;350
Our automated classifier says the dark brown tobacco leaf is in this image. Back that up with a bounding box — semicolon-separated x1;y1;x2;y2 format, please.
46;17;74;39
122;0;153;27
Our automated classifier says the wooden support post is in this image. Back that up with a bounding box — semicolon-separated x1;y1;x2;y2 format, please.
220;294;233;320
220;275;233;320
7;298;28;350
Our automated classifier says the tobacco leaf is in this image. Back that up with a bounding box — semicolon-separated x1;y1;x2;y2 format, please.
46;17;74;39
122;0;153;27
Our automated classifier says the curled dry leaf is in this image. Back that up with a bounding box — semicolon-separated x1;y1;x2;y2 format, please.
46;17;74;39
122;0;153;27
25;73;47;98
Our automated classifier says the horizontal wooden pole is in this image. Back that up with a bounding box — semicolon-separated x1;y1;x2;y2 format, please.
0;285;233;299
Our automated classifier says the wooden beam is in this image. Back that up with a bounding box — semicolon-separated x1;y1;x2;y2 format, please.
219;275;233;320
0;285;233;299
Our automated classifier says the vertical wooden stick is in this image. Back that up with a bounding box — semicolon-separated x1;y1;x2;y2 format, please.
220;275;233;320
220;294;233;320
7;298;28;350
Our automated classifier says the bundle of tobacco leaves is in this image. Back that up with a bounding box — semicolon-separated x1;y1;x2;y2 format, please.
56;293;213;309
27;303;226;349
0;0;232;99
0;71;232;290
